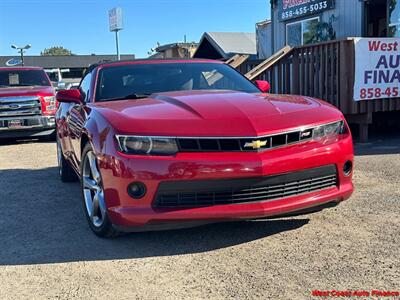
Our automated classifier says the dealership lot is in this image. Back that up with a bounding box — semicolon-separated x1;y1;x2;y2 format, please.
0;139;399;299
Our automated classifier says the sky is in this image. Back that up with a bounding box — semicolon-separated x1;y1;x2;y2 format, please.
0;0;270;58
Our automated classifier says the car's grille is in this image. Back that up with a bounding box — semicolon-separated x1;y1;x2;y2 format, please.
0;96;42;118
153;165;338;209
177;128;313;152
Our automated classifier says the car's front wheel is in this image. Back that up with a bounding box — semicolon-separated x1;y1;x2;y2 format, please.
81;143;120;238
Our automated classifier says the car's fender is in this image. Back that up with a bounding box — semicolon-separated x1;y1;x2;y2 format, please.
81;108;115;162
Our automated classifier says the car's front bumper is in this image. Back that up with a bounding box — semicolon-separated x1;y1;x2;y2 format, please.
0;115;55;138
99;136;354;230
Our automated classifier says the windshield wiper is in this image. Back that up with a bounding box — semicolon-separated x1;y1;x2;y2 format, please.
101;93;151;102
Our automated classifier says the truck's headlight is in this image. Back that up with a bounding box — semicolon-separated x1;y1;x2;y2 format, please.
43;96;56;111
116;136;178;155
313;121;346;144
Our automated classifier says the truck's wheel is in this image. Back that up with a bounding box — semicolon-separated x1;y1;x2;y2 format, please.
39;130;56;142
80;143;120;238
47;131;57;141
57;137;78;182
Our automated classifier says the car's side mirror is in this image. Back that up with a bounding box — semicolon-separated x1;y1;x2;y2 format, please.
255;80;270;93
56;89;83;104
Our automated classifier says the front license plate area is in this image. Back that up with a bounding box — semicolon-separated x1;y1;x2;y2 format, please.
8;119;23;128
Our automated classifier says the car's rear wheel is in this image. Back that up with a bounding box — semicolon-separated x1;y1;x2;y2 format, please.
57;136;78;182
81;143;120;238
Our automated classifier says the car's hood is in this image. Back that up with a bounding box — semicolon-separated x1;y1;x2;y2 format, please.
93;90;343;136
0;86;54;98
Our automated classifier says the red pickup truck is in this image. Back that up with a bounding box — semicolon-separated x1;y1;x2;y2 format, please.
0;66;56;139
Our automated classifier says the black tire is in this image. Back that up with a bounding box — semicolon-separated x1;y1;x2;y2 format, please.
47;130;57;141
80;143;121;238
57;136;78;182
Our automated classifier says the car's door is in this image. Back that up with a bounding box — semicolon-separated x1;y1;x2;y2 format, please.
66;72;92;169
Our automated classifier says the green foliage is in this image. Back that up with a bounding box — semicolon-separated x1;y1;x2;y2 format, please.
305;15;337;45
40;46;74;56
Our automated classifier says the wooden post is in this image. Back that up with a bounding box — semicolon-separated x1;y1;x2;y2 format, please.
359;124;369;143
346;113;372;143
292;50;300;94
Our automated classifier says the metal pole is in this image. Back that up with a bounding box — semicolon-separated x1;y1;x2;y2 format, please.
20;49;24;66
115;30;120;60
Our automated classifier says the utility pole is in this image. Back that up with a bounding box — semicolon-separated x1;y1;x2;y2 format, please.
109;7;123;61
115;30;120;60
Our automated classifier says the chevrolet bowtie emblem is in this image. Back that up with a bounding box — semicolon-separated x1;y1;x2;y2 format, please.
244;140;267;149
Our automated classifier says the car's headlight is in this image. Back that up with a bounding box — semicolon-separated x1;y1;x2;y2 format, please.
116;136;178;155
313;121;346;144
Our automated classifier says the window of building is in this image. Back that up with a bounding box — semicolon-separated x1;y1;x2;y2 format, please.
286;17;320;46
389;0;400;37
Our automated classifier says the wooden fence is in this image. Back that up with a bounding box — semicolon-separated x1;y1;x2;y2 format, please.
237;39;400;141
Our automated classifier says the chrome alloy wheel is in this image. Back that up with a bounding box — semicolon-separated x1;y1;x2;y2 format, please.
82;151;106;228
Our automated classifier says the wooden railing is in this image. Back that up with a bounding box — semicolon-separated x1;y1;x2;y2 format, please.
237;38;400;116
225;54;250;69
244;46;292;80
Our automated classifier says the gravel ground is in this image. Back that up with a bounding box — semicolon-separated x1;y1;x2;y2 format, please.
0;137;399;299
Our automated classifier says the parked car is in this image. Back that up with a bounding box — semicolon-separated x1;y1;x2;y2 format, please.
56;59;354;237
45;68;69;91
0;66;56;139
65;82;80;90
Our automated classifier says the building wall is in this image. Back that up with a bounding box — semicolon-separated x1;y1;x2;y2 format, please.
256;21;272;59
271;0;363;53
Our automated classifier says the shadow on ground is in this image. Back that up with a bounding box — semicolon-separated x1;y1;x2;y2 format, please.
354;133;400;156
0;167;309;266
0;137;55;148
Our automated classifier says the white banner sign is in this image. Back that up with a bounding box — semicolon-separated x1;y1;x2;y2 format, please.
353;38;400;101
109;7;123;32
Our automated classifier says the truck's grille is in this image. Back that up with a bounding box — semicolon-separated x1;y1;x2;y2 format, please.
177;128;313;152
0;96;42;118
154;165;338;209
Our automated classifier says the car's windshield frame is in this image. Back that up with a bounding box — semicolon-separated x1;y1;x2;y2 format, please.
94;62;261;102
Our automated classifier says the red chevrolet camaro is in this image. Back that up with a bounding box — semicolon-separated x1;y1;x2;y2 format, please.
56;59;353;237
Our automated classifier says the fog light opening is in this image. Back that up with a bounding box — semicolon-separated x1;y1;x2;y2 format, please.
343;161;353;176
128;182;146;199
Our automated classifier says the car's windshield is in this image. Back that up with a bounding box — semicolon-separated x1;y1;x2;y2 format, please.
0;69;51;88
95;62;260;101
